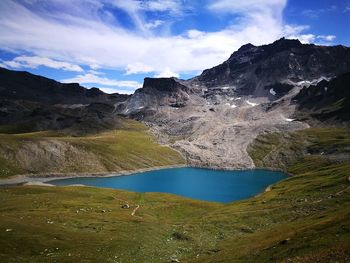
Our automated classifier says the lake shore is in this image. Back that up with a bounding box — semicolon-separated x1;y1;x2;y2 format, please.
0;164;187;186
0;164;291;186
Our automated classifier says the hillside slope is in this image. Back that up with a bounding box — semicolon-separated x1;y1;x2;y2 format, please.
0;118;184;178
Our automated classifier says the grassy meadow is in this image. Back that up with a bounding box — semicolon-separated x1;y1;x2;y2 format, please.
0;127;349;262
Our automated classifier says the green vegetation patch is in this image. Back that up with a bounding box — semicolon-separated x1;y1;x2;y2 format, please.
247;127;350;171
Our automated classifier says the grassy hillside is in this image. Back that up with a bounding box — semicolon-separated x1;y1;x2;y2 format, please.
247;128;350;172
0;118;184;178
0;128;349;262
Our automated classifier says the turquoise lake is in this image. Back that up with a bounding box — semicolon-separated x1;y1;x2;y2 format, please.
49;167;287;203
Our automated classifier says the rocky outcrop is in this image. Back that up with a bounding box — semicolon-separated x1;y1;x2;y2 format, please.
121;77;190;119
294;72;350;123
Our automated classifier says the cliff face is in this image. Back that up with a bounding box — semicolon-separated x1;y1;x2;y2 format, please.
121;77;190;118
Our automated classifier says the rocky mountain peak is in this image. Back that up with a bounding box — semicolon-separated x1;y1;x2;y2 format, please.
143;77;188;92
269;37;303;49
196;39;350;96
237;43;256;52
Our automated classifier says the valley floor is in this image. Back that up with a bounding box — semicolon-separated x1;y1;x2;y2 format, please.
0;127;350;262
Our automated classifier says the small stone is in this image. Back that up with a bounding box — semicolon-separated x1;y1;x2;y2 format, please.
170;256;180;263
279;238;290;245
5;229;12;232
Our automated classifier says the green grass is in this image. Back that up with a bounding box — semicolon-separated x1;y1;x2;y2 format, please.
0;118;184;178
247;127;350;171
0;127;349;262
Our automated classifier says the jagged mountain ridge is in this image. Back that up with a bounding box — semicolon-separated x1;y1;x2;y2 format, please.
123;38;350;115
196;38;350;96
0;67;130;134
0;67;128;105
120;38;350;168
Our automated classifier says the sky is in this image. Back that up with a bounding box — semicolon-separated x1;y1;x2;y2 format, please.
0;0;349;94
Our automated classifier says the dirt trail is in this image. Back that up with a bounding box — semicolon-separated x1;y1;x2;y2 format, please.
115;197;140;217
131;205;140;216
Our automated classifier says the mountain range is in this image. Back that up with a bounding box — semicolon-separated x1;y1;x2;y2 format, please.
1;37;350;166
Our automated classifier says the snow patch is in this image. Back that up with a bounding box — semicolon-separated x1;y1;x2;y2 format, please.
234;97;241;101
230;104;237;108
296;80;311;86
246;100;258;107
269;88;276;96
285;118;294;122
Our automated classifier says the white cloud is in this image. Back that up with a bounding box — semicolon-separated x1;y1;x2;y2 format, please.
61;72;142;90
109;0;183;33
317;35;336;41
125;62;154;75
145;20;164;29
90;64;100;70
154;68;179;78
208;0;287;12
1;56;83;72
284;26;336;44
187;29;205;39
287;34;316;44
98;87;135;94
0;0;331;78
143;0;182;14
208;0;287;23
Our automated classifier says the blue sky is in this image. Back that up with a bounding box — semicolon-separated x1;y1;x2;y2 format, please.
0;0;349;94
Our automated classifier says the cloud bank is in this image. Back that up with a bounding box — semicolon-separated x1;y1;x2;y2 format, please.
0;0;338;93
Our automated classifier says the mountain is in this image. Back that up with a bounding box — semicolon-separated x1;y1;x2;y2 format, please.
1;38;349;165
196;38;350;96
0;67;130;134
119;38;350;168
